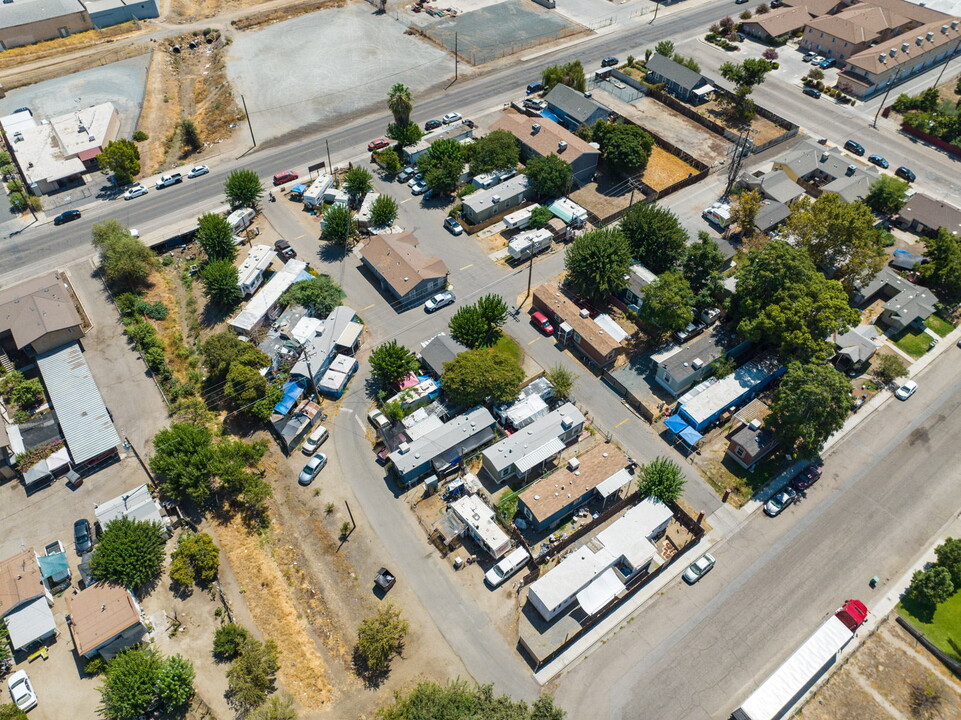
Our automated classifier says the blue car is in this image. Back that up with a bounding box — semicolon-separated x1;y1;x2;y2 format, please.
868;154;889;169
819;58;837;69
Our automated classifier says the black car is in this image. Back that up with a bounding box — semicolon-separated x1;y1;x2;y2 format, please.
601;56;619;67
274;239;296;260
53;210;82;225
895;166;916;182
790;463;823;491
424;119;442;131
843;139;865;156
526;81;544;95
74;519;93;554
802;86;822;99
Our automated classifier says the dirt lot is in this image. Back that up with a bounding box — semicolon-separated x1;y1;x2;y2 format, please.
697;97;786;147
802;616;961;720
640;146;699;193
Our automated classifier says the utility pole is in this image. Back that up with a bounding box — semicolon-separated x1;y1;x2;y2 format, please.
325;138;333;172
300;341;319;400
725;128;753;197
454;32;459;82
524;243;535;305
241;94;256;148
872;66;903;129
933;37;961;90
651;0;660;23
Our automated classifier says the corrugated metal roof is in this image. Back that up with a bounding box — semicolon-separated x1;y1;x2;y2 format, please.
1;0;86;29
36;342;121;464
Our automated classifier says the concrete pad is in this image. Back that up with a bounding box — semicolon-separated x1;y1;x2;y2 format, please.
226;3;449;143
551;0;650;28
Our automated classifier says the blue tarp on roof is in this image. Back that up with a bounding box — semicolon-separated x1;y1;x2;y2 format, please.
664;414;688;434
274;380;305;415
291;184;308;194
679;426;703;447
38;552;69;580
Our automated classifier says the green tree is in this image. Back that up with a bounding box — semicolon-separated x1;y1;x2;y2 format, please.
370;194;399;227
719;57;776;88
224;363;272;418
526;154;573;200
249;694;298;720
619;202;688;274
227;638;280;711
376;680;566;720
934;537;961;587
225;169;264;210
636;457;686;504
769;362;856;458
98;138;141;185
469;129;520;175
387;83;413;125
92;220;155;290
99;647;163;720
637;271;695;336
592;121;654;178
180;118;202;153
356;604;409;672
920;228;961;302
156;655;195;709
908;566;954;607
865;175;910;215
279;276;345;318
0;705;27;720
784;194;886;290
213;623;250;660
564;227;632;302
654;40;675;57
418;138;465;194
683;231;725;301
386;121;424;148
378;147;403;174
872;353;907;386
528;205;554;229
443;348;524;407
169;532;220;587
476;294;508;340
542;61;586;92
545;364;577;400
202;333;270;382
322;203;356;245
730;188;762;237
201;259;242;309
196;212;238;262
89;517;166;592
449;306;490;349
9;378;44;409
344;166;374;196
369;340;419;387
150;423;218;503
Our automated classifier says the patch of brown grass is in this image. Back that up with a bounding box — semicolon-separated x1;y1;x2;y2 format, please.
640;146;699;192
0;22;139;69
230;0;348;31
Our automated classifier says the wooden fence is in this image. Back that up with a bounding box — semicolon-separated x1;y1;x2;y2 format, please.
900;123;961;160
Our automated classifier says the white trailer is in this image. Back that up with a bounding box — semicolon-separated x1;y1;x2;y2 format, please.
503;206;534;230
508;228;552;261
355;192;381;229
303;174;333;207
236;244;277;297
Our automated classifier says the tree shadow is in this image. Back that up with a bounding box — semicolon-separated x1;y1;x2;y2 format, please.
351;646;392;689
200;300;236;329
318;241;349;264
900;592;936;625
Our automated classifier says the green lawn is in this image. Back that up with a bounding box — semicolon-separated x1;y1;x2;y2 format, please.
493;334;523;364
898;589;961;661
892;326;932;359
925;314;955;338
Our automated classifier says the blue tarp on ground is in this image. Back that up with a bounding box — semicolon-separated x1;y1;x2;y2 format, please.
664;414;689;434
274;380;305;415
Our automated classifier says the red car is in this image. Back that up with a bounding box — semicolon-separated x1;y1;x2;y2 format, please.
272;170;298;186
790;463;823;491
367;138;390;152
531;310;555;335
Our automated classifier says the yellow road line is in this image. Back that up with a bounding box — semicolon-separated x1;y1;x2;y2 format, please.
360;303;375;311
460;264;473;270
614;417;630;429
527;338;539;345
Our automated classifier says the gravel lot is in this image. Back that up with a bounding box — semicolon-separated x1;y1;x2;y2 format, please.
0;54;150;139
226;3;449;143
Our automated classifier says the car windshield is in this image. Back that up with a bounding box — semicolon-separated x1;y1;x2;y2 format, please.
493;566;506;578
689;563;704;577
770;495;784;509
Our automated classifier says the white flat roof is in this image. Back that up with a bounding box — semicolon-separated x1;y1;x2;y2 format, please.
51;102;117;158
237;245;276;286
575;567;624;616
230;260;308;333
95;484;164;527
5;596;56;651
451;494;511;557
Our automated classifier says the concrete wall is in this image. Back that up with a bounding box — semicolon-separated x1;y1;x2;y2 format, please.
88;0;158;28
0;11;92;49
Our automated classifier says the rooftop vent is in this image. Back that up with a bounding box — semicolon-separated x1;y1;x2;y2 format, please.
531;123;541;134
889;47;897;57
821;151;830;161
952;20;959;29
492;195;501;203
561;415;574;429
927;31;934;40
942;24;950;33
692;358;704;370
568;457;580;471
916;36;924;46
533;494;540;500
397;442;410;454
579;308;590;318
901;42;909;52
749;418;762;430
879;53;887;62
558;140;568;152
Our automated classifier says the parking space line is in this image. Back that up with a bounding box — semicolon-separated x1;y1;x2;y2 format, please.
292;234;304;241
527;338;540;345
361;303;375;311
614;417;630;429
459;264;473;270
355;415;365;432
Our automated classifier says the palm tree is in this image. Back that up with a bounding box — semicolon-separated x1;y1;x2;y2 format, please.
387;84;413;125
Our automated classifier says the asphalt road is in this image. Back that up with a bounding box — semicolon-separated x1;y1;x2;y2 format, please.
553;346;961;718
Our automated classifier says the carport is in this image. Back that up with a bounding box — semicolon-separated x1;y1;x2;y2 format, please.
5;597;57;651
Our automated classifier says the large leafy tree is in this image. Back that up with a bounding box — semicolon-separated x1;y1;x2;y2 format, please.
526;154;573;200
907;566;954;607
356;604;409;672
370;194;399;227
202;332;270;382
619;202;688;274
201;259;242;309
730;188;762;237
683;231;725;303
418;138;466;193
224;169;264;209
150;423;219;503
449;306;490;349
637;271;695;336
92;220;155;290
156;655;195;709
934;537;961;587
344;166;374;196
98;138;141;185
783;193;886;290
196;212;238;262
546;364;577;400
99;647;164;719
637;457;686;504
387;83;413;125
872;353;907;386
279;276;345;318
920;228;961;302
224;363;277;421
169;531;220;587
180;118;202;153
0;705;27;720
386;121;424;148
443;348;524;407
542;61;586;92
322;203;356;245
564;227;632;302
249;694;298;720
768;361;856;458
227;638;280;711
469;130;520;176
89;517;166;592
732;240;858;361
476;294;508;338
378;680;566;720
864;175;910;215
369;340;419;387
592;121;654;178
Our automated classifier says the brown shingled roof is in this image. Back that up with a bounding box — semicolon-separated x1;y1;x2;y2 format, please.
743;5;814;36
0;549;43;616
532;283;623;357
0;271;81;351
67;584;143;657
845;18;961;73
360;232;449;299
488;111;600;160
805;5;908;44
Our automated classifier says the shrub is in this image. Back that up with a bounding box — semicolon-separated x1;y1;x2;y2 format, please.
132;130;149;142
213;623;249;660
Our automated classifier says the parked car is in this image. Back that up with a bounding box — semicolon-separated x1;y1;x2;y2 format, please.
442;112;462;124
367;138;390;151
802;51;817;62
523;98;547;111
764;487;798;517
272;170;298;185
424;119;442;131
735;0;748;4
601;56;619;67
411;180;429;195
302;425;329;455
791;463;823;491
155;172;183;189
424;290;455;313
895;379;918;400
673;321;706;343
298;453;327;485
53;209;82;225
682;553;716;584
73;518;93;554
802;86;822;99
12;107;32;116
810;55;825;65
868;154;889;169
397;166;416;183
700;307;721;325
407;172;425;187
274;239;296;260
843;139;865;156
122;184;148;200
368;408;390;429
819;58;837;69
895;166;916;182
374;567;396;592
7;670;37;712
530;310;555;335
526;81;545;95
187;164;210;178
444;216;464;235
484;547;530;588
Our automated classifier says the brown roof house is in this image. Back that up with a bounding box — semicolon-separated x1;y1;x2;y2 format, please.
360;233;449;310
801;3;915;60
532;283;625;370
742;5;816;41
0;271;85;356
0;549;56;651
67;583;147;660
896;193;961;237
726;421;778;469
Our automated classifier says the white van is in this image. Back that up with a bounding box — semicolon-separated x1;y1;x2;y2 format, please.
302;425;329;455
484;546;530;588
227;207;256;233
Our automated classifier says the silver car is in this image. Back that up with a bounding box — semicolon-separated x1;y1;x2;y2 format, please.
122;184;148;200
424;290;455;313
682;553;716;584
298;453;327;485
764;487;798;517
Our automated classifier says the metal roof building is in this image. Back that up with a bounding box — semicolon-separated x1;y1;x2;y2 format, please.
36;341;120;466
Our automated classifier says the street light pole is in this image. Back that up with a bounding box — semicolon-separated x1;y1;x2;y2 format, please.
872;65;903;129
933;37;961;90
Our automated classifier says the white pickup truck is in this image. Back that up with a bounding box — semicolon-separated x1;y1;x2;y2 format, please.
155;172;183;189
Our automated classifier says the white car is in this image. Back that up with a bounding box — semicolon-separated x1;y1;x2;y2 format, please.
122;184;148;200
187;165;210;178
424;290;455;313
682;553;716;584
411;181;429;196
7;670;38;712
368;408;390;429
810;55;825;65
895;379;918;400
442;112;462;124
407;172;424;188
